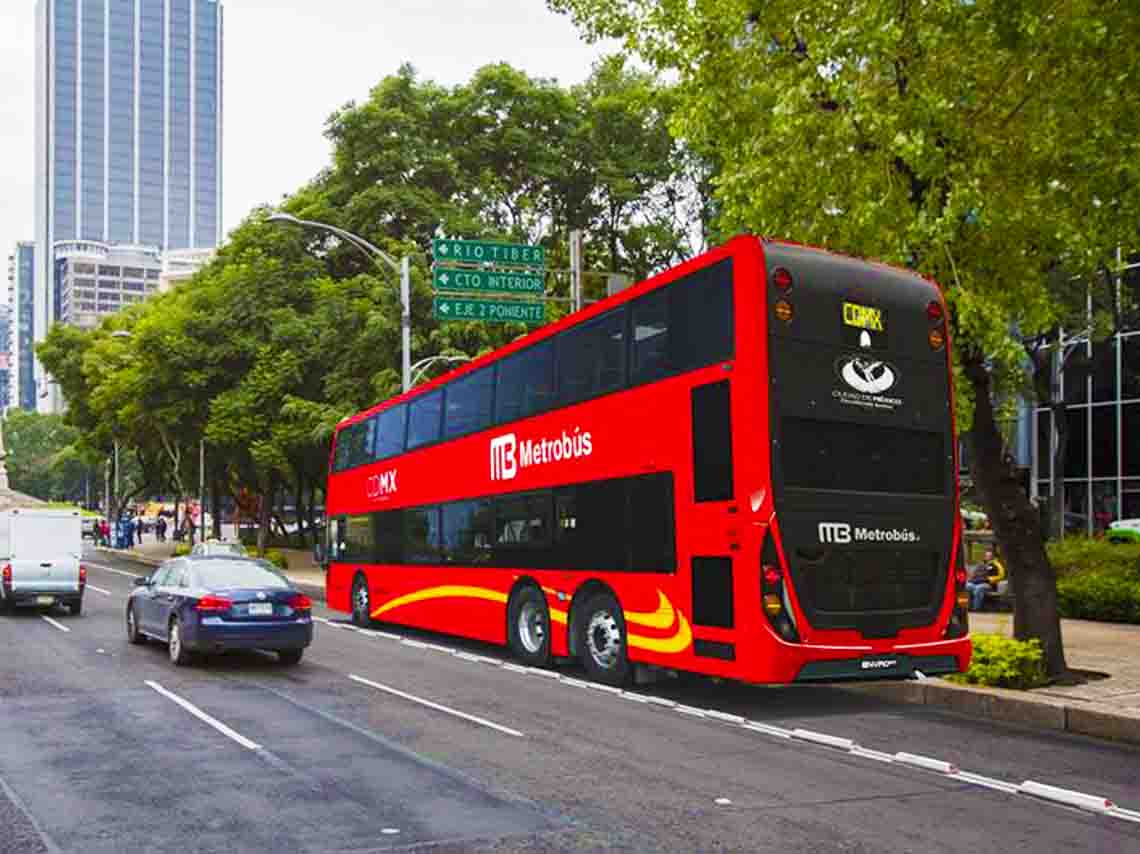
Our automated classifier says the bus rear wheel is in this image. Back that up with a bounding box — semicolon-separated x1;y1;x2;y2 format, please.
508;585;551;667
577;592;631;687
351;575;371;627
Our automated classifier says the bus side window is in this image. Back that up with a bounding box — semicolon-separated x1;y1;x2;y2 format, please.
374;405;407;460
557;308;627;407
496;340;554;424
631;288;670;384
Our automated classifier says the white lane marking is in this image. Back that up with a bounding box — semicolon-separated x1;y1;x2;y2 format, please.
956;771;1020;794
714;797;733;806
84;563;142;578
1108;806;1140;824
348;674;525;738
86;584;112;596
381;828;401;835
40;615;71;633
145;681;262;751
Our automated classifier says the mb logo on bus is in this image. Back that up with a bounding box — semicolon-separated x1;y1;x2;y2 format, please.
490;434;518;481
818;522;853;544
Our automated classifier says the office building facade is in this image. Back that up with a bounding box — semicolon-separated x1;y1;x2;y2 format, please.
55;241;162;330
1030;255;1140;533
6;243;38;412
34;0;223;410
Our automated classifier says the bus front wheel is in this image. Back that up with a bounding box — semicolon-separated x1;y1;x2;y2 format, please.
351;574;371;627
508;585;552;667
577;592;631;687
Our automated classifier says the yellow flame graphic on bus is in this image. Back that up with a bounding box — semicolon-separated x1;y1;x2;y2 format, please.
371;585;690;655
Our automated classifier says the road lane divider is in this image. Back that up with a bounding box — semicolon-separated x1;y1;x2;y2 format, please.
40;615;71;633
145;680;262;751
85;584;112;596
348;674;525;738
1018;781;1114;813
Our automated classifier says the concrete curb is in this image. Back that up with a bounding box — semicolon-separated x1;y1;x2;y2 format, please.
92;547;328;603
841;678;1140;747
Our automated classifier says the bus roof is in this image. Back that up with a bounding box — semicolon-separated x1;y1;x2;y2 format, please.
335;234;941;432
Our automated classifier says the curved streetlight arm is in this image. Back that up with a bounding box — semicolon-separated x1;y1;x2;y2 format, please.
409;354;471;386
268;210;412;393
266;213;400;275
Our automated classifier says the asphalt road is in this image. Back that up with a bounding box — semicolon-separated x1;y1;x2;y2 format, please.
0;550;1137;854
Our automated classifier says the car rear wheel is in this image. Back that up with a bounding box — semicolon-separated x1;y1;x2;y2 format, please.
508;585;552;667
278;649;304;666
126;604;144;644
68;599;82;617
576;592;631;687
351;574;371;627
168;617;193;667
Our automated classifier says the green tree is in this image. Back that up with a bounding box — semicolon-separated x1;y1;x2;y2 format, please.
549;0;1140;677
2;410;93;503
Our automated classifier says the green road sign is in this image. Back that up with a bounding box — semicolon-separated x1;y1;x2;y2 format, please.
432;266;544;295
432;238;545;269
434;296;545;325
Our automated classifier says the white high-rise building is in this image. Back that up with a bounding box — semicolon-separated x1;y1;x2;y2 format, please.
34;0;224;411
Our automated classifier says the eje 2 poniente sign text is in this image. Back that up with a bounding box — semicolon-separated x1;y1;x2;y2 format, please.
432;238;545;270
433;266;544;295
434;296;545;325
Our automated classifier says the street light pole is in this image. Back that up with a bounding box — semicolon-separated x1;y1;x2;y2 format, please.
267;212;412;392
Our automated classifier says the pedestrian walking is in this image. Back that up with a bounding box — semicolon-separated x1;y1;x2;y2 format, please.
137;516;144;545
156;515;167;543
100;518;110;547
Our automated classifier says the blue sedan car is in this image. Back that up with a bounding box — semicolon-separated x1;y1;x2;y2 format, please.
126;556;314;666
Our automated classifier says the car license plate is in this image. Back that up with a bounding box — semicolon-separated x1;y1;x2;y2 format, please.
248;602;273;616
36;595;55;605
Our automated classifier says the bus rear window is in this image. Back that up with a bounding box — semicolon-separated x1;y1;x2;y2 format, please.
781;418;945;495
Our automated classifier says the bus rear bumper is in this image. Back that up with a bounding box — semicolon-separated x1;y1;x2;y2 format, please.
789;638;971;683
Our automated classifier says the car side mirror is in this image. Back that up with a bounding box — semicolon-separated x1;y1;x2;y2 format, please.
133;576;150;587
313;543;325;566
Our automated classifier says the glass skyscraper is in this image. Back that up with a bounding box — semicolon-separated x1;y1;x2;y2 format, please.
34;0;223;410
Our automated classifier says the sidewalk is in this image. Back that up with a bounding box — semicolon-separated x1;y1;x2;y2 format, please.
96;539;1140;744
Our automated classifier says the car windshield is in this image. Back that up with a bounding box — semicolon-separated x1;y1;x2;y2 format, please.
192;561;290;590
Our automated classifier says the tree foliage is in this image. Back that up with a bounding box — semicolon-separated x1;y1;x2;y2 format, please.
1;410;93;502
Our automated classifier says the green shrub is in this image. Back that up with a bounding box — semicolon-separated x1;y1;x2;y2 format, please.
173;544;191;557
252;548;289;571
1047;537;1140;578
948;634;1047;690
1057;570;1140;623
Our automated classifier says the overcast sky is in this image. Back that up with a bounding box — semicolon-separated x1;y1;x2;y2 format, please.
0;0;611;300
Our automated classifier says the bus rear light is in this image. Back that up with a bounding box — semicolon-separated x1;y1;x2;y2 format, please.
773;267;794;291
955;569;967;586
763;593;783;617
956;591;970;610
762;565;781;590
926;300;944;322
929;328;945;350
774;300;794;323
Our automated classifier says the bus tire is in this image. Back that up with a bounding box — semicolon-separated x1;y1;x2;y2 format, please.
508;585;552;667
577;591;631;687
351;574;371;627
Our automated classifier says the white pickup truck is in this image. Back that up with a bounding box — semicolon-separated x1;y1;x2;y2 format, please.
0;508;86;615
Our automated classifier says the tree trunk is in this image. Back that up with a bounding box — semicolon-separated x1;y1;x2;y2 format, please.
257;489;270;554
963;351;1067;678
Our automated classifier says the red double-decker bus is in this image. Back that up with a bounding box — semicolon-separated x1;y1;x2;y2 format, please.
322;236;972;685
